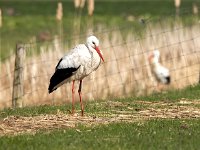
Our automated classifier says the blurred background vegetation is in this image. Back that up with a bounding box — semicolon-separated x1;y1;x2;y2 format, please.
0;0;199;59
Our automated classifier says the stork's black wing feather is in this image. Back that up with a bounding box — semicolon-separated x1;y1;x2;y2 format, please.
48;66;80;93
165;76;171;84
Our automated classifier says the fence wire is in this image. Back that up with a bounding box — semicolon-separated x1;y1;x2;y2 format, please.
1;11;200;109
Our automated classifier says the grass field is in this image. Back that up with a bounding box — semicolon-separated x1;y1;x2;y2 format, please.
1;120;200;149
1;85;200;149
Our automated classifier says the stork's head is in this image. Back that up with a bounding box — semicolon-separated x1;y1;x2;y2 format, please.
86;35;104;62
148;50;160;64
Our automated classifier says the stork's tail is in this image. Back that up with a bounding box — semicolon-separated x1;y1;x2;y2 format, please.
166;76;171;84
48;73;59;93
48;82;56;94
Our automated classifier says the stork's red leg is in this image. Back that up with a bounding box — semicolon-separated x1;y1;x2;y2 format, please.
78;80;84;116
71;80;75;115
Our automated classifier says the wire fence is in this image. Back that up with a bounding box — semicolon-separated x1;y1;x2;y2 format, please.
1;11;200;109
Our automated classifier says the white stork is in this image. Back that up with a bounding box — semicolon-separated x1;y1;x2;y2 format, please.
48;35;104;116
148;50;170;90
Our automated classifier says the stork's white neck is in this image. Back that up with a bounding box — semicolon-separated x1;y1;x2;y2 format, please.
85;44;94;54
150;58;160;69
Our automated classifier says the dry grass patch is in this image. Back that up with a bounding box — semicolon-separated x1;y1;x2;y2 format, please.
1;100;200;136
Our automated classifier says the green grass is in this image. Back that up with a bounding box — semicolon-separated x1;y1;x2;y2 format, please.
107;84;200;106
1;84;200;149
1;120;200;150
1;84;200;119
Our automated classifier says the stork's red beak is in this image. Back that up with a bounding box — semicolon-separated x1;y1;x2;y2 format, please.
95;46;104;62
148;54;154;62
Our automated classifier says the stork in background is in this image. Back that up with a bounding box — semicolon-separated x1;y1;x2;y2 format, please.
148;50;170;91
48;35;104;116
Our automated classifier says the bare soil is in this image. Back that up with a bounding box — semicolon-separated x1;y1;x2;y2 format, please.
1;100;200;136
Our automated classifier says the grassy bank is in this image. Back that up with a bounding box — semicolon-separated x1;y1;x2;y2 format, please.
1;84;200;149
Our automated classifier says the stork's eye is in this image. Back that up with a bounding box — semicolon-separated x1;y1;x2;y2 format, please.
92;41;95;45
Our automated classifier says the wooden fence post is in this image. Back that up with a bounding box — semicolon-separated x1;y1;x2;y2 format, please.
175;0;181;16
12;44;25;108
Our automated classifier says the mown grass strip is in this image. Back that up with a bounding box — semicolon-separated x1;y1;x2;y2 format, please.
1;119;200;150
